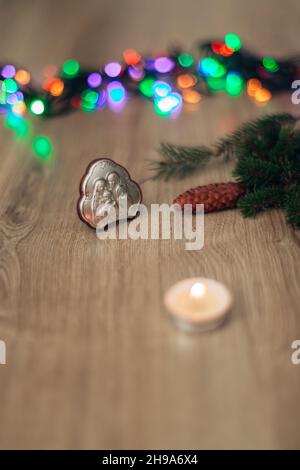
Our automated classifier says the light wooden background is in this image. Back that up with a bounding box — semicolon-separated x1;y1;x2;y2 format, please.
0;0;300;450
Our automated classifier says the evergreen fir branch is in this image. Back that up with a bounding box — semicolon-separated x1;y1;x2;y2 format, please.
237;187;282;217
295;154;300;184
283;185;300;228
270;124;294;161
267;126;300;185
151;113;300;229
289;130;300;155
151;113;298;180
214;113;296;160
150;143;214;180
233;157;282;189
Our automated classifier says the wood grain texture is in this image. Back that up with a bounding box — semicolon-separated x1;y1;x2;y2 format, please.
0;0;300;450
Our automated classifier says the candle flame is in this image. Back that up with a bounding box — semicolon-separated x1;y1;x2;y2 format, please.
190;282;207;298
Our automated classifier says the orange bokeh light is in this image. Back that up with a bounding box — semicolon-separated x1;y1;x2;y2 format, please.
182;89;201;104
247;78;262;97
254;88;272;103
50;79;64;96
177;74;197;89
15;69;31;85
123;48;141;65
43;78;64;96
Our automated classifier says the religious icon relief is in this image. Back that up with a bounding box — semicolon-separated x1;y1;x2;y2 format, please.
78;159;142;229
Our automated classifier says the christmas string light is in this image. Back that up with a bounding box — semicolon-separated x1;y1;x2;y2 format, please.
1;33;300;157
1;33;298;119
3;110;53;160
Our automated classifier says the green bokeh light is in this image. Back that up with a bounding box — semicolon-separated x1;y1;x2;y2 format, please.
200;58;226;78
178;53;194;67
207;77;226;91
262;57;279;73
3;78;18;93
32;135;52;159
213;63;226;78
81;102;95;112
225;33;242;51
5;113;30;138
5;112;21;129
139;77;155;98
62;59;80;77
81;90;98;112
15;119;29;138
225;72;244;95
82;90;98;104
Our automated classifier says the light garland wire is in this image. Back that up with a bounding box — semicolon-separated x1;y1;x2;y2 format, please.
1;33;299;159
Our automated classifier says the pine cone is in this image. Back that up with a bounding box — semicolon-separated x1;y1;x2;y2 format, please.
174;182;246;213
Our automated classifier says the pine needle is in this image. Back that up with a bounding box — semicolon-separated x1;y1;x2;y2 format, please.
150;113;300;228
150;143;214;180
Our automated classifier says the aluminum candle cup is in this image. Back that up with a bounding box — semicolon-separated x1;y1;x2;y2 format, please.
164;277;232;332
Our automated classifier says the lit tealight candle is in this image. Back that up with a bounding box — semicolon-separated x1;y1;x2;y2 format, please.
164;278;232;332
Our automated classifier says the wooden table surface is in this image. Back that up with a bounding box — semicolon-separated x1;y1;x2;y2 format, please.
0;0;300;450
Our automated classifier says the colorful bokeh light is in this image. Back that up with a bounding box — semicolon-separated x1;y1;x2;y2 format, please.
220;44;234;57
5;113;28;136
254;88;272;104
207;76;226;91
50;78;64;96
177;74;197;89
12;101;26;115
154;57;174;74
1;65;16;78
123;49;141;66
30;99;45;115
199;58;225;78
104;62;122;78
211;42;223;54
182;89;201;104
178;53;194;67
81;90;99;111
0;33;284;128
139;77;155;98
152;81;171;98
225;33;242;51
62;59;80;77
33;136;52;159
225;72;244;95
128;66;144;81
262;57;279;73
155;93;182;116
247;78;262;97
43;78;64;96
3;78;18;93
107;81;126;103
15;69;31;85
87;72;102;88
6;93;18;105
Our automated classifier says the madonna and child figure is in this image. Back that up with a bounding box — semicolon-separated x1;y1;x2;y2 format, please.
78;158;142;230
91;171;133;224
